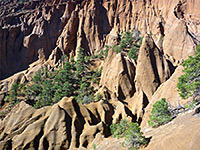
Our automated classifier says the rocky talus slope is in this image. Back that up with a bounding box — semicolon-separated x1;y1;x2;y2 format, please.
0;0;200;149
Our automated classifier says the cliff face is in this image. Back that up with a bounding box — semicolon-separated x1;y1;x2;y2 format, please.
1;0;199;80
0;0;200;149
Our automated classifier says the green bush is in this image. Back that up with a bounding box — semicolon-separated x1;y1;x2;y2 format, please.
110;119;130;139
95;93;103;101
9;83;19;103
128;46;138;60
148;98;172;127
120;31;134;49
123;123;147;150
177;44;200;100
113;45;122;54
104;45;111;58
110;119;147;150
184;100;197;110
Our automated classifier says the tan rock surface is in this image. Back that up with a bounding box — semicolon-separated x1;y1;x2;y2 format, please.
135;35;172;101
100;49;135;99
0;0;200;149
126;35;173;120
1;0;199;81
0;97;133;149
140;66;185;129
143;110;200;150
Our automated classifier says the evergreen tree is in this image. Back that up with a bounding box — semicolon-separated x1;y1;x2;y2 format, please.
76;47;86;80
120;31;134;50
177;45;200;100
148;98;172;127
9;83;19;102
128;46;139;60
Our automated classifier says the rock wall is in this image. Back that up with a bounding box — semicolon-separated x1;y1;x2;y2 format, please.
1;0;199;80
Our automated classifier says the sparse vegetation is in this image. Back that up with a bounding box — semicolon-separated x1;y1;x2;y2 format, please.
91;144;99;150
110;119;130;139
177;44;200;102
9;83;19;103
184;100;197;110
110;119;147;150
95;93;103;101
7;47;103;108
148;98;172;127
103;30;142;61
123;122;147;150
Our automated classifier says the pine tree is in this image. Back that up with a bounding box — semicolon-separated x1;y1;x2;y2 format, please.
177;44;200;100
76;47;86;80
148;98;172;127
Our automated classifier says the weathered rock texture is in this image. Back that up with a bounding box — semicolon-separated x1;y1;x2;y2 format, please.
100;49;135;99
0;0;200;149
1;0;200;80
144;110;200;150
0;97;113;149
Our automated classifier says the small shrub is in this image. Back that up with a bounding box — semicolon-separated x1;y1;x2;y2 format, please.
92;144;98;150
104;45;111;57
110;119;130;139
148;98;172;127
95;93;103;101
123;123;147;150
120;31;134;49
184;100;197;110
113;45;122;54
128;46;139;60
110;119;147;150
9;83;19;103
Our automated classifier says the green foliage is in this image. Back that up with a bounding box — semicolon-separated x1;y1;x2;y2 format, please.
120;31;134;49
92;144;98;150
148;98;172;127
8;47;102;108
110;119;147;150
184;100;197;110
113;45;122;54
104;31;141;60
104;45;111;58
110;119;130;139
9;83;19;103
177;44;200;100
128;46;138;60
123;123;147;150
76;47;86;80
95;93;103;101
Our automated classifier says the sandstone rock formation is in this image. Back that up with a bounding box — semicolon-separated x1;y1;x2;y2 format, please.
0;0;200;150
100;49;135;99
1;0;200;80
0;97;111;149
144;110;200;150
140;66;184;128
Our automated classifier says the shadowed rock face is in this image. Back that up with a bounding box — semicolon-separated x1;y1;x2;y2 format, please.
0;0;199;80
